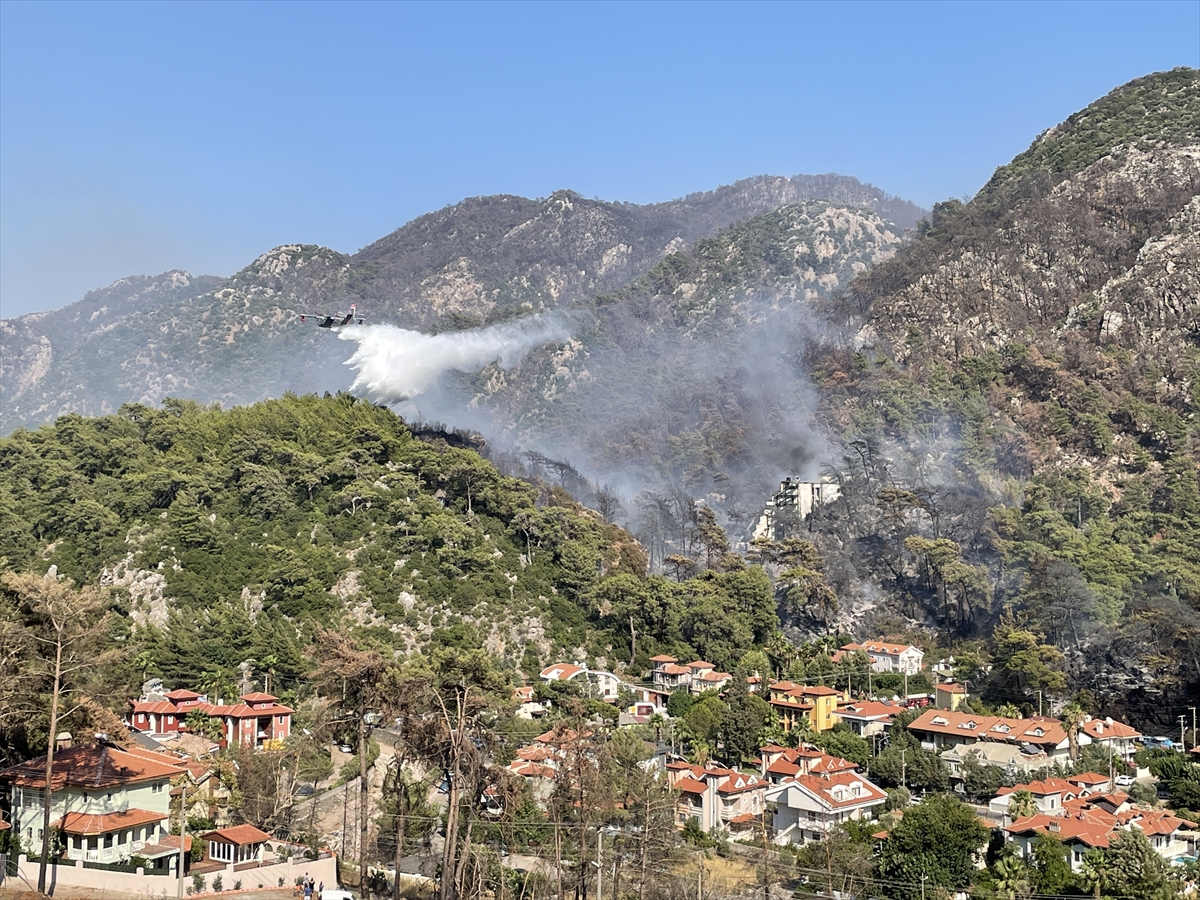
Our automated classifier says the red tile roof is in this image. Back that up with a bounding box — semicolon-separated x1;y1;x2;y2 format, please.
649;655;678;663
776;771;887;810
1081;719;1142;740
57;808;167;835
540;663;585;681
0;744;185;789
675;777;708;795
163;689;202;700
201;825;271;845
239;692;279;703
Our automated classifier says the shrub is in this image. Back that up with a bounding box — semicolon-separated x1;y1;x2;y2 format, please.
213;874;224;892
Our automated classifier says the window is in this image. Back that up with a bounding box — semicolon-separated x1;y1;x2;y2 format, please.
73;836;82;850
104;834;114;849
119;831;127;845
278;716;285;725
152;782;164;793
138;714;145;723
167;715;175;724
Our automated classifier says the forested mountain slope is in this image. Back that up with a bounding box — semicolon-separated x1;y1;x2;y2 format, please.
791;68;1200;728
0;394;787;759
0;174;921;433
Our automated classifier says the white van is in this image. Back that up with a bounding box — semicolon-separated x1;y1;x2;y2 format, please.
321;890;356;900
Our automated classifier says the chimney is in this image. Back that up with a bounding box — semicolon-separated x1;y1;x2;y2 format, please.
56;732;73;751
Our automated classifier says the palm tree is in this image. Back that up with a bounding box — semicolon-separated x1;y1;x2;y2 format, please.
1061;701;1087;763
1008;789;1038;821
648;712;665;744
992;854;1031;900
1078;848;1111;900
997;702;1021;719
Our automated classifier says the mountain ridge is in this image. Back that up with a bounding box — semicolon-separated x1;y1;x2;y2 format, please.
0;172;923;433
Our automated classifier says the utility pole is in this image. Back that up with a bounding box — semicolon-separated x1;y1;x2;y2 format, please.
1179;715;1187;752
177;785;188;899
1035;690;1043;717
920;873;927;900
1190;707;1197;750
900;748;907;790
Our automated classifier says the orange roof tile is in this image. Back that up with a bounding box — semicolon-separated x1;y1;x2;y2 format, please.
0;744;184;790
57;808;167;835
540;663;585;681
675;777;708;795
201;825;271;845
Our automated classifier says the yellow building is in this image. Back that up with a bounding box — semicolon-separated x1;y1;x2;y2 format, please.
767;682;843;733
934;682;968;711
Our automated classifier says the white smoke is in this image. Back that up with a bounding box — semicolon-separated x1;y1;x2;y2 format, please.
337;313;573;401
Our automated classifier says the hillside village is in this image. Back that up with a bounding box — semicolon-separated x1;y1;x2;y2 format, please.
2;68;1200;900
2;626;1197;899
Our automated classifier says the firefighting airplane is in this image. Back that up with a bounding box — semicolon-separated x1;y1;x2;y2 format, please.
297;303;365;328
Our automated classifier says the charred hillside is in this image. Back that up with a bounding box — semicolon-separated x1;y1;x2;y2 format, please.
793;69;1200;731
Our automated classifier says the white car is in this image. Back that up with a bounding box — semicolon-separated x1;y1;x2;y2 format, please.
1115;774;1135;787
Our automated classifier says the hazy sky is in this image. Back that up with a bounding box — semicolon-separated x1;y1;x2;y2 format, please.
1;1;1196;318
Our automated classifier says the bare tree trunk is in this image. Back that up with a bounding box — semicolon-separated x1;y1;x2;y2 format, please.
555;823;562;900
38;636;63;893
452;818;473;900
440;758;462;900
360;718;370;900
392;777;405;900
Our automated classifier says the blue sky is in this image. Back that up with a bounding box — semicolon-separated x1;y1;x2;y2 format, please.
1;1;1196;317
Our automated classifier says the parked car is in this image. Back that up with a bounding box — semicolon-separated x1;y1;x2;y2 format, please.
1115;774;1135;787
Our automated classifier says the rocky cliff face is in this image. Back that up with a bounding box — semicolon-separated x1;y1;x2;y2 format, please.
1;173;923;434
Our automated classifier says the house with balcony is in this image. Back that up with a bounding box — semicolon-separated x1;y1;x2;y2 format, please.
128;689;292;750
835;699;904;737
648;656;690;692
1080;717;1142;761
0;740;185;867
766;682;842;733
908;708;1085;764
667;762;768;834
1005;808;1196;872
838;641;924;675
759;745;860;784
766;771;887;846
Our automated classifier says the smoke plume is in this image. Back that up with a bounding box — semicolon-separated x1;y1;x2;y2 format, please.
338;314;573;402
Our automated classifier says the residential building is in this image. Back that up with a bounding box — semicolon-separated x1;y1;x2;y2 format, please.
667;762;768;834
513;686;549;720
759;745;859;784
835;699;904;737
942;742;1050;783
539;663;622;703
908;708;1089;764
687;662;732;696
0;741;184;866
128;689;293;750
1005;808;1195;871
934;682;968;711
752;478;841;541
649;656;692;692
1080;717;1142;761
766;682;842;733
200;824;272;865
839;641;924;676
766;771;888;845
